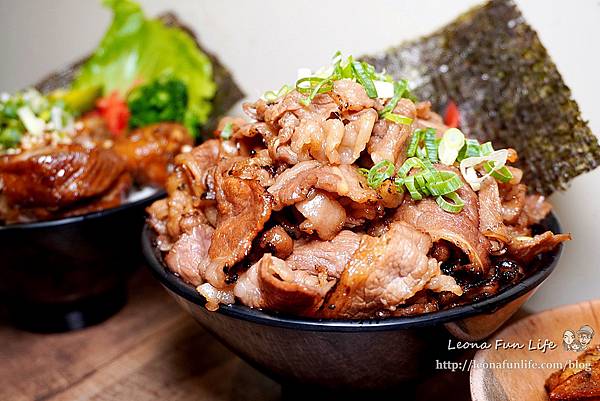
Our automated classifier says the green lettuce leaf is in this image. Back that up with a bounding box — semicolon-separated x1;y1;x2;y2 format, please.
71;0;215;136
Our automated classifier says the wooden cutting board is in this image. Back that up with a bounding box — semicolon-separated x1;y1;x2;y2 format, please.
470;300;600;401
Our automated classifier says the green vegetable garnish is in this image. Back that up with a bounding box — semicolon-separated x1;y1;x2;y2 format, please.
0;89;75;152
406;128;437;159
364;154;465;212
407;129;423;157
479;141;513;183
71;0;215;137
427;171;463;196
263;84;293;104
457;138;481;161
423;129;438;163
436;192;465;213
220;122;233;140
0;128;22;149
378;80;409;116
396;157;426;177
438;127;466;165
49;85;103;115
357;167;370;177
296;77;334;106
382;112;413;126
367;160;395;188
127;76;188;129
351;61;378;98
292;52;414;108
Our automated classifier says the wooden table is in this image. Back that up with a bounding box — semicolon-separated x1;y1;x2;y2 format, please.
0;268;472;401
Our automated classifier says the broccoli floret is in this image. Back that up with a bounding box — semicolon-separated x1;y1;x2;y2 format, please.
0;128;22;149
127;76;188;129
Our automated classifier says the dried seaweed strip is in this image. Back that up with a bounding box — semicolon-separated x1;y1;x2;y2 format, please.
35;13;243;136
362;0;600;195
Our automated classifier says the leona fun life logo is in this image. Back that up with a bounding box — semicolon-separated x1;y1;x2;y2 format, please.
562;325;595;352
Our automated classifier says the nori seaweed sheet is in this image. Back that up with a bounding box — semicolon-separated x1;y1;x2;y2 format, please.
34;13;243;136
362;0;600;195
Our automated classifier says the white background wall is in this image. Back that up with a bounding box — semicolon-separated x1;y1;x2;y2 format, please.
0;0;598;312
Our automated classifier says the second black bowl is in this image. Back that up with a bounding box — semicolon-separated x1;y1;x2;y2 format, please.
0;190;163;333
143;213;564;389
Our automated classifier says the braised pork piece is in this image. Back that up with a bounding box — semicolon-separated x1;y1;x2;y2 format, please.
148;56;570;318
0;118;192;224
546;345;600;401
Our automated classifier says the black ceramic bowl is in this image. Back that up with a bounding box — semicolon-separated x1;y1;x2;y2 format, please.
0;190;163;333
142;213;564;389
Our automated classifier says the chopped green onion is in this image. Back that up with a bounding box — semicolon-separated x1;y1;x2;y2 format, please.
419;154;438;173
407;129;424;157
351;61;377;98
415;174;430;196
457;138;482;161
438;127;465;165
459;149;509;191
423;128;438;163
17;106;45;135
0;128;22;148
295;77;334;106
382;112;413;126
436;192;465;213
263;84;293;104
357;167;370;177
397;157;426;177
480;142;494;156
379;80;408;116
295;77;332;94
403;176;423;200
483;162;513;183
427;171;463;196
367;160;395;188
393;176;405;193
478;141;514;183
220;122;233;140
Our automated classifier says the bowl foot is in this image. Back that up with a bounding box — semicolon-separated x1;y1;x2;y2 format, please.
6;285;127;333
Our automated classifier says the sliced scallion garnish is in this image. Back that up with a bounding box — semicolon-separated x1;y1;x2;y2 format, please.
379;79;408;116
483;162;513;183
351;61;377;98
479;141;513;183
220;122;233;140
367;160;395;188
396;157;425;177
423;128;438;163
438;127;465;165
407;129;424;157
357;167;370;177
436;192;465;213
457;138;481;161
427;171;463;196
263;84;293;104
403;175;423;200
296;77;334;106
382;112;413;126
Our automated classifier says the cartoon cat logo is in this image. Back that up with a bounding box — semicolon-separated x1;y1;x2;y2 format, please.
563;325;595;352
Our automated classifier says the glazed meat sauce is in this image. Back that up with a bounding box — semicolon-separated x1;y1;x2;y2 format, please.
0;120;192;223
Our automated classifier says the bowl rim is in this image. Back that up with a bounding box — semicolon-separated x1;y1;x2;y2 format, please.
0;189;165;231
142;212;564;333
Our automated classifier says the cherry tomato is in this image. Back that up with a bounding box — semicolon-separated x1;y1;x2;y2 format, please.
444;100;460;128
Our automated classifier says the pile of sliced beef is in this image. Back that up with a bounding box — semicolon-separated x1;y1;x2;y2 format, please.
148;80;569;318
